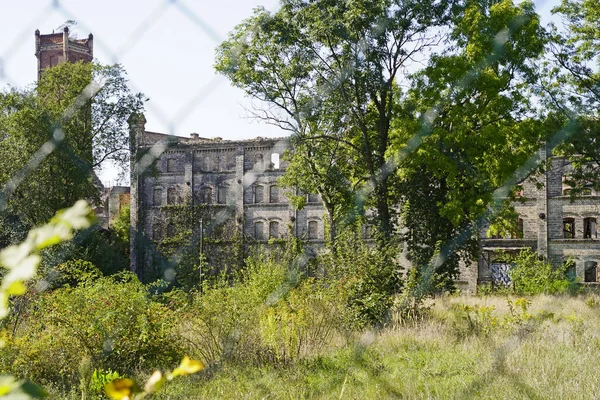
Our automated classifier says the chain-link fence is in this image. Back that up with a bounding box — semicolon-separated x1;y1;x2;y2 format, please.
1;0;598;398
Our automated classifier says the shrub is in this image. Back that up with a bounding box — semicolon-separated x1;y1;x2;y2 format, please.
509;250;578;295
49;258;102;288
1;272;183;388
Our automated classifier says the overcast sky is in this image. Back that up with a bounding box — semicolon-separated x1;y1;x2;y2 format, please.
0;0;559;184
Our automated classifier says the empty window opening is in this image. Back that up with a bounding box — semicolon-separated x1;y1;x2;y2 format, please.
563;218;575;239
585;261;598;283
218;186;227;205
153;188;162;206
254;185;264;203
166;223;175;237
269;185;279;203
254;221;265;240
269;221;280;239
200;187;213;204
167;158;177;173
562;175;572;195
308;221;319;240
271;153;280;170
167;188;178;205
584;217;597;238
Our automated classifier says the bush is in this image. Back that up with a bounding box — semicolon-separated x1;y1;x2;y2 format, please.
49;258;102;288
1;272;183;388
509;250;578;295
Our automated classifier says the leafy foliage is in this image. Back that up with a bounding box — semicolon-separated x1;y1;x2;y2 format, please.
508;250;577;295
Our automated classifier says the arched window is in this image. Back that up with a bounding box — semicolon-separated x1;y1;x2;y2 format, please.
254;221;265;240
200;187;213;204
254;185;264;203
167;187;178;205
217;186;228;205
308;221;318;240
584;217;597;238
585;261;598;283
563;218;575;239
167;158;177;173
153;188;162;206
269;185;279;203
269;221;280;239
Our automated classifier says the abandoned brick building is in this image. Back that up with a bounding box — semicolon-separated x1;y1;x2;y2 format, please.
128;115;327;279
35;26;93;80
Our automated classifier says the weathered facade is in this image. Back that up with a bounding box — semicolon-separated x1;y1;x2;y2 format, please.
459;149;600;292
35;27;93;80
128;116;326;279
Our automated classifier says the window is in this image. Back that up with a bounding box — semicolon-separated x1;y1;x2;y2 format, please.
254;154;264;170
218;155;227;171
563;218;575;239
218;186;227;205
584;217;597;239
269;221;279;239
153;188;162;206
511;218;524;238
200;187;213;204
585;261;598;283
271;153;280;170
562;175;572;195
254;221;265;240
167;158;177;172
202;156;211;172
167;188;178;205
269;185;279;203
308;221;318;240
307;193;320;203
254;185;264;203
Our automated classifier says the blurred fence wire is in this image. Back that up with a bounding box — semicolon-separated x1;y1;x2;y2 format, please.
0;0;589;397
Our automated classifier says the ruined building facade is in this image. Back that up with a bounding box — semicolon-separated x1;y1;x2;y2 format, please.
128;116;326;279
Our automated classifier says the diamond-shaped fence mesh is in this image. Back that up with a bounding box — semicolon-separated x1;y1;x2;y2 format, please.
0;0;595;397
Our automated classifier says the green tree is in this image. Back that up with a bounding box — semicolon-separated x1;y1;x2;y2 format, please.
0;61;144;242
392;0;546;284
216;0;454;239
544;0;600;194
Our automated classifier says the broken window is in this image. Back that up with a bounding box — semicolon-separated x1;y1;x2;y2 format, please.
585;261;598;283
269;221;279;239
153;188;162;206
167;158;177;173
269;185;279;203
254;185;264;203
308;220;318;240
563;218;575;239
200;187;213;204
584;217;597;239
254;221;265;240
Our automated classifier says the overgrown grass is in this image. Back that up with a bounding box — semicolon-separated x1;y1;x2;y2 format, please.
153;294;600;399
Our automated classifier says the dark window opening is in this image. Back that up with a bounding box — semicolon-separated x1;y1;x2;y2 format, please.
200;187;213;204
307;193;320;203
167;188;178;205
254;154;264;170
269;185;279;203
563;218;575;239
153;188;162;206
585;261;598;283
254;222;265;240
167;158;177;173
584;217;597;239
269;221;279;239
218;186;227;205
254;185;264;203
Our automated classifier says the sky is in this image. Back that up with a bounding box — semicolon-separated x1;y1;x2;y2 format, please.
0;0;560;185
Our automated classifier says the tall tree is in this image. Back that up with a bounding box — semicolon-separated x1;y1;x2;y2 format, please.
544;0;600;194
0;61;144;242
216;0;454;240
392;0;546;282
